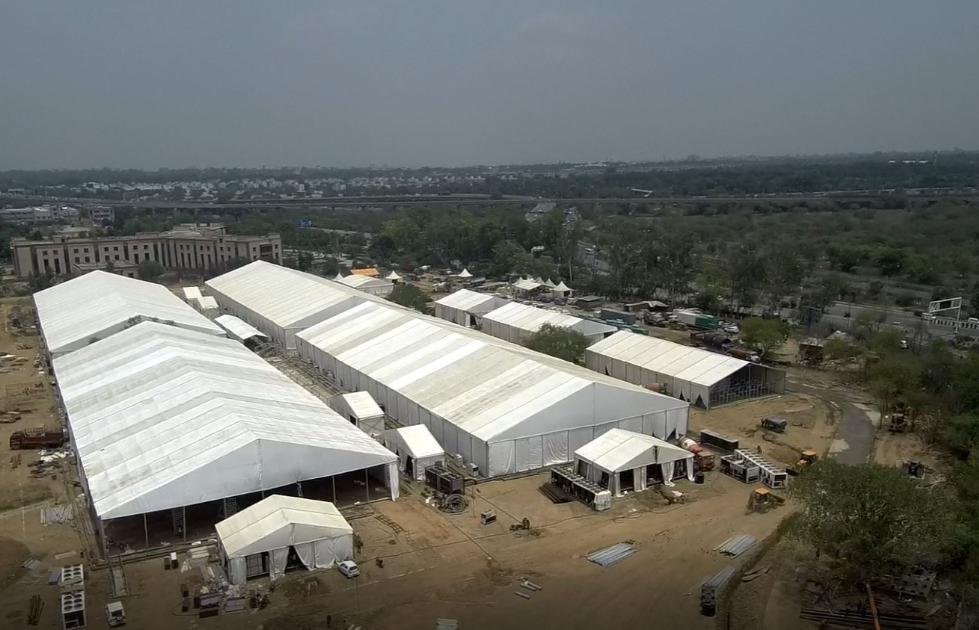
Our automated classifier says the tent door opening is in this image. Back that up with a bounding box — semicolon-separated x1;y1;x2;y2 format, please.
648;464;664;484
618;469;635;493
348;415;357;425
405;456;415;479
285;546;304;572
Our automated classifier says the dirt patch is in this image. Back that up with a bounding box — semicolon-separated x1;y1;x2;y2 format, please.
0;484;53;512
0;537;30;591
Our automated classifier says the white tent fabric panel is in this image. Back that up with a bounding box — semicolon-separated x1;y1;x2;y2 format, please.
53;322;397;519
383;426;445;481
542;431;570;466
35;270;224;356
574;428;694;478
215;314;269;342
434;289;509;327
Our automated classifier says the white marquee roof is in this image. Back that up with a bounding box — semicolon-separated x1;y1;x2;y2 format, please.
587;331;749;388
53;322;395;520
297;301;686;443
575;428;691;473
339;274;392;289
216;495;351;558
35;270;223;355
206;261;377;329
386;425;444;459
215;314;269;342
513;277;542;291
435;289;509;315
484;301;583;333
338;391;384;420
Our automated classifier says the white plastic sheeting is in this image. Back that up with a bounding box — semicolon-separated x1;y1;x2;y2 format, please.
384;425;445;481
586;330;754;407
206;261;379;349
52;322;398;520
215;314;269;343
34;270;223;356
295;300;689;477
217;495;354;585
434;289;509;327
574;428;694;496
182;286;203;301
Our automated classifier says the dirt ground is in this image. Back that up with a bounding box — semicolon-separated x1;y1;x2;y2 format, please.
691;393;838;467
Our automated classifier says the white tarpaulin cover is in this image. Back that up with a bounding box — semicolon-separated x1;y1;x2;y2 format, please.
193;295;219;311
295;299;689;477
338;274;394;296
35;270;224;356
215;314;269;342
52;322;398;520
434;289;509;327
384;425;445;481
182;286;203;301
330;391;385;437
216;495;353;585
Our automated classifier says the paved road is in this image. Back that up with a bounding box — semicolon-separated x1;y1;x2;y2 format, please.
805;301;979;340
788;379;876;466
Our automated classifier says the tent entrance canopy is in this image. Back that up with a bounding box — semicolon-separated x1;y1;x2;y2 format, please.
216;495;354;585
574;428;694;496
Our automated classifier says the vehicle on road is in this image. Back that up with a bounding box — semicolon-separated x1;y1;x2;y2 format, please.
337;560;360;578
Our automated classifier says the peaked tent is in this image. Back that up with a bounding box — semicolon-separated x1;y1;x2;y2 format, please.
574;428;694;496
216;495;354;584
457;268;472;278
384;425;445;481
330;391;386;438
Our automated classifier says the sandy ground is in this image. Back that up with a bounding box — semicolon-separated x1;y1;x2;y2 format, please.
690;393;837;467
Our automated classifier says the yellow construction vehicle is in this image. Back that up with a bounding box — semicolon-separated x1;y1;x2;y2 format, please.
787;449;818;476
747;487;785;512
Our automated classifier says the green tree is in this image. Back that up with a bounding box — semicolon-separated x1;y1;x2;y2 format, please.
387;283;432;314
740;317;789;357
824;338;861;362
525;323;589;364
790;460;952;583
866;354;920;415
136;259;164;282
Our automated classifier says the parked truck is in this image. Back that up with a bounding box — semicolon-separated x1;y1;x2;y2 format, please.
9;427;65;450
674;309;718;330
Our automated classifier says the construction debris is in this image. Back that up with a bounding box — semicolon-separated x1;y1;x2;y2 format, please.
435;620;459;630
799;607;928;629
514;590;531;599
41;504;74;525
716;534;757;557
700;566;737;616
27;594;44;626
586;543;637;567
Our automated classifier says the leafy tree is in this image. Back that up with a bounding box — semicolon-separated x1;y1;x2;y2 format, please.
387;283;432;314
866;354;920;414
824;338;861;361
525;323;589;364
790;460;953;583
740;317;789;357
137;259;164;281
29;272;54;292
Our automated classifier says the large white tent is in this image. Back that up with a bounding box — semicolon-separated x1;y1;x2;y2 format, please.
216;495;354;585
338;273;394;297
52;322;399;525
295;301;689;477
206;261;374;349
34;270;224;357
585;331;786;408
574;428;694;496
434;289;509;328
481;301;617;345
384;425;445;481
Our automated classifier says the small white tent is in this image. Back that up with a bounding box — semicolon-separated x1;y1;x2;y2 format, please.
385;271;401;282
457;268;472;278
330;391;386;438
216;495;354;585
384;425;445;481
574;429;693;496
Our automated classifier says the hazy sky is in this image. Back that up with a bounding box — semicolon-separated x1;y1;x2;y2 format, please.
2;1;978;169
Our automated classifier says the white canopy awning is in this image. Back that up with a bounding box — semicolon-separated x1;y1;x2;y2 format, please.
215;314;269;342
575;428;691;473
216;495;352;559
385;425;444;459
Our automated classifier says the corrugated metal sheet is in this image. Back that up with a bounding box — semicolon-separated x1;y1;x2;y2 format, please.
586;543;637;567
716;534;757;557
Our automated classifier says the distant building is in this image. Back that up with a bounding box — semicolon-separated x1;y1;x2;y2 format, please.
525;201;556;222
0;205;80;224
11;222;281;278
88;206;115;225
